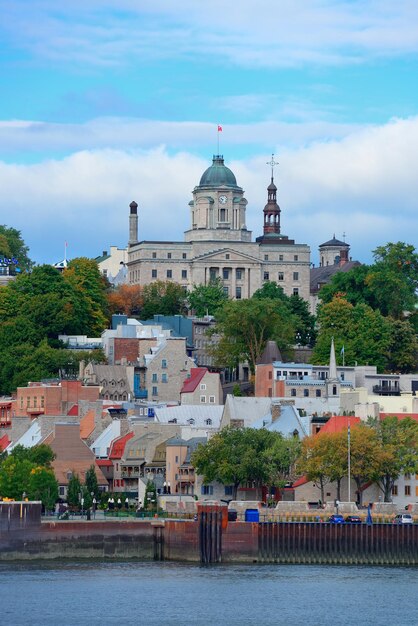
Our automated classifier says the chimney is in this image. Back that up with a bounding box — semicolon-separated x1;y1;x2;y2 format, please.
271;403;281;423
129;201;139;245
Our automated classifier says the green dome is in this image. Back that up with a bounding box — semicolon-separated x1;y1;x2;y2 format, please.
199;155;237;187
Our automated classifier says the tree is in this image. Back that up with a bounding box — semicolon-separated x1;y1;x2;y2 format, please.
192;427;298;500
144;479;157;510
297;433;337;504
349;424;382;506
369;416;418;502
67;474;82;509
63;258;109;334
141;280;187;319
319;242;418;320
27;467;58;511
107;284;143;316
84;464;100;508
0;457;34;500
10;444;55;467
209;299;295;374
253;282;316;346
0;225;32;271
312;297;391;371
187;278;228;317
385;319;418;374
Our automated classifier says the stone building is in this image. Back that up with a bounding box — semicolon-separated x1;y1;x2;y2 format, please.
127;154;310;301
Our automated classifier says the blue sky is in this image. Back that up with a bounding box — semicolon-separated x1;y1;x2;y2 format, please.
0;0;418;265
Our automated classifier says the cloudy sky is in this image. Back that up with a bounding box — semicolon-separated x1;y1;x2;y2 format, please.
1;0;418;265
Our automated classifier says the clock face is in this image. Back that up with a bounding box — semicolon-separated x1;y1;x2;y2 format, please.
219;195;227;204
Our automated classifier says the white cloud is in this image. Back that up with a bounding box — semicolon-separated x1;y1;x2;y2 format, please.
0;116;417;266
2;1;418;68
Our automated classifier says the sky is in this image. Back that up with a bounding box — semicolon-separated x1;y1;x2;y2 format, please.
1;0;418;266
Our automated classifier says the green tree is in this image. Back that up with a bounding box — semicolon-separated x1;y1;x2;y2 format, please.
144;479;157;510
253;282;316;346
385;319;418;374
312;298;391;371
141;280;187;319
27;467;59;511
192;427;298;500
63;258;109;334
10;444;55;467
0;225;32;271
187;278;228;317
0;457;34;500
84;464;100;508
210;298;295;374
67;474;82;508
349;424;382;506
369;416;418;502
297;433;335;504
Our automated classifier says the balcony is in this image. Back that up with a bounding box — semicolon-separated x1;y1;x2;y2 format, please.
372;385;400;396
135;389;148;399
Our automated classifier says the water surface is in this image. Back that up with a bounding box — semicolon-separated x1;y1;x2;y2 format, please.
0;562;416;625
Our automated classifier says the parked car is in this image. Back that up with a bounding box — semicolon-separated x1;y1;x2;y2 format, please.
328;514;345;524
392;513;414;525
345;515;362;524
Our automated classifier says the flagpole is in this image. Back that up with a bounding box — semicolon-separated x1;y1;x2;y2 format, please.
347;416;351;502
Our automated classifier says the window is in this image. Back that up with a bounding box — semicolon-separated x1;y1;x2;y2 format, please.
279;254;284;261
167;270;172;278
59;486;65;496
152;252;157;259
404;473;411;480
33;397;37;408
152;269;157;278
200;383;207;390
167;252;172;259
278;272;284;281
303;389;309;397
152;386;158;396
405;485;411;496
152;373;158;382
182;270;187;279
162;373;168;383
236;287;242;299
200;395;207;403
391;485;398;496
41;396;45;408
223;286;229;296
316;389;321;397
268;371;272;380
236;269;242;280
220;208;226;221
224;486;233;496
223;268;229;280
332;385;337;396
209;396;215;403
226;254;230;259
293;288;299;296
293;272;299;281
183;253;187;259
201;485;214;496
162;359;167;368
264;271;269;281
294;255;298;261
291;389;297;397
264;254;269;261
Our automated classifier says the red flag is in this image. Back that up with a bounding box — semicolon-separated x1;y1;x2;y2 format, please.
218;125;223;132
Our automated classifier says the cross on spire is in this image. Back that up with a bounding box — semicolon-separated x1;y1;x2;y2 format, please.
267;153;279;180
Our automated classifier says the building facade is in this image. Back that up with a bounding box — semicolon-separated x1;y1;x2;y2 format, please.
127;155;310;301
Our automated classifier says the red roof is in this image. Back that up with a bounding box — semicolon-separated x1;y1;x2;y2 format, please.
320;415;361;434
0;434;10;451
380;413;418;422
292;476;308;488
67;404;79;416
109;432;134;460
96;459;113;467
181;368;208;394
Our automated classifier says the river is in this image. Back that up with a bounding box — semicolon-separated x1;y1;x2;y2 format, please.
0;562;416;625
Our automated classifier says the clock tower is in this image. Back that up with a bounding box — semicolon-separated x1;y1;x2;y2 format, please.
184;155;251;242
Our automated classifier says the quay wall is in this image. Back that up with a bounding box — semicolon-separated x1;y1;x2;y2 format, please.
1;503;417;565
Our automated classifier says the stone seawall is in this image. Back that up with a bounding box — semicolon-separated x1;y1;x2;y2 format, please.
1;502;417;565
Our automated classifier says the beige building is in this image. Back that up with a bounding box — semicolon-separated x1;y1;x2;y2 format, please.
127;155;310;301
180;368;222;405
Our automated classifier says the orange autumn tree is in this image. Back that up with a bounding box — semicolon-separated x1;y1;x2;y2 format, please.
107;284;143;317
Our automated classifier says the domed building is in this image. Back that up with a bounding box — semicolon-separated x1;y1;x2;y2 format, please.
127;154;310;301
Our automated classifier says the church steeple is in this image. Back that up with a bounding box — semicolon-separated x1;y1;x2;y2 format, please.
263;154;281;236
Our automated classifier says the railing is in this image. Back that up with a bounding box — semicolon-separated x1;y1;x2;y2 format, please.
372;385;400;396
135;389;148;399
